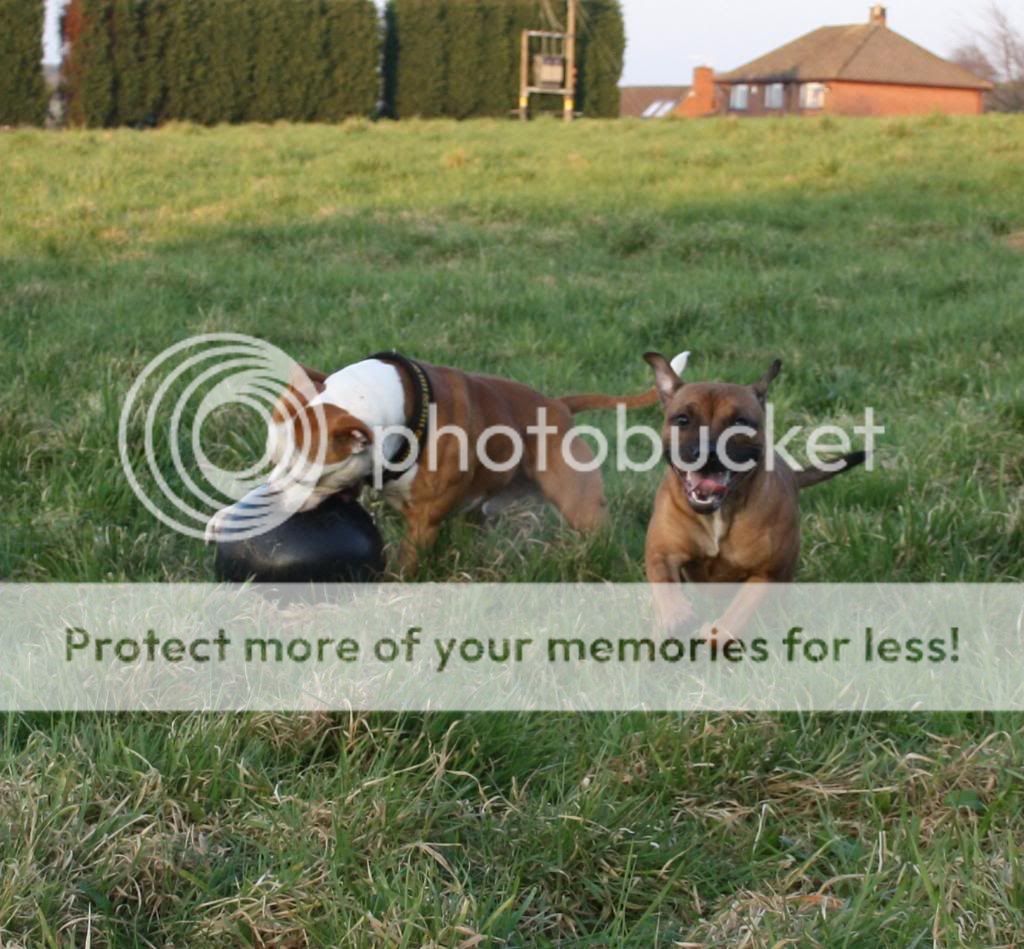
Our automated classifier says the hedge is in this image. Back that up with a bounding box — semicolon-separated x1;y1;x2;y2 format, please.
60;0;624;126
62;0;380;127
0;0;49;125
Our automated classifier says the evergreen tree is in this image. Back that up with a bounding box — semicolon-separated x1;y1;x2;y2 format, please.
67;0;116;126
578;0;623;117
110;0;146;125
162;0;210;121
381;1;398;117
392;0;446;117
318;0;379;120
476;0;513;116
249;0;292;119
0;0;48;125
443;0;483;118
222;0;258;121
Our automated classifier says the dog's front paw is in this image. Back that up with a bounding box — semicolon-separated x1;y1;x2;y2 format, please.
651;584;697;637
697;620;739;645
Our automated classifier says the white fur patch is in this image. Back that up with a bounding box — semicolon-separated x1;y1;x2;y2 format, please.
670;351;690;377
307;359;409;459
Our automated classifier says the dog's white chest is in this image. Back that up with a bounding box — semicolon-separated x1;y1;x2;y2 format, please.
696;511;727;557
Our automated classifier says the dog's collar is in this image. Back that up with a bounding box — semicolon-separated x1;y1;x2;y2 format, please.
368;351;433;482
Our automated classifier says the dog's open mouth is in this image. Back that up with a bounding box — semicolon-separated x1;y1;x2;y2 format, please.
676;468;732;513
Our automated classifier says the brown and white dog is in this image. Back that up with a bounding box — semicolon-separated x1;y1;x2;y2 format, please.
642;352;865;634
210;352;684;572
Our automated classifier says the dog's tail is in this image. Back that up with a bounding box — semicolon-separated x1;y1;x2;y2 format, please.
559;388;659;413
559;351;689;415
794;451;867;489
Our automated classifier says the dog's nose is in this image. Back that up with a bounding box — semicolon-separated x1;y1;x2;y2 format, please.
683;442;706;464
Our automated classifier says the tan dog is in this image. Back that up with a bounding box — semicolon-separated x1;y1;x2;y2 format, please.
642;352;864;632
211;352;675;572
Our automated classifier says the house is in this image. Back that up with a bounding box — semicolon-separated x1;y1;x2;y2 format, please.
619;86;690;119
681;6;993;118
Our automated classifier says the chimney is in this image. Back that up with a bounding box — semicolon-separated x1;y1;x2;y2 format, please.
869;5;886;26
678;66;717;117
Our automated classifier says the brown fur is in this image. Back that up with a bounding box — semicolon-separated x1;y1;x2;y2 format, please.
278;359;656;572
641;353;864;634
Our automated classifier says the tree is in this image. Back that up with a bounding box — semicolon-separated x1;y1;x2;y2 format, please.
963;3;1024;112
110;0;147;125
63;0;116;126
391;0;447;117
476;0;514;115
950;43;999;85
0;0;48;125
162;0;211;121
578;0;623;117
317;0;380;120
443;0;484;118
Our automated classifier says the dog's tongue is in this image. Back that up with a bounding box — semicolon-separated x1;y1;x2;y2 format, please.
691;472;729;496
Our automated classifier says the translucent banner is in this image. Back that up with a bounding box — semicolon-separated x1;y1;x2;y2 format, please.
1;583;1021;711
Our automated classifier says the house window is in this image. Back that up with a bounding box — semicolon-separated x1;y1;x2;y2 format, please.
765;83;785;109
641;99;678;118
729;84;750;110
800;82;827;109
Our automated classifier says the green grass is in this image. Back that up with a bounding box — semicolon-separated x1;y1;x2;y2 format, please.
2;115;1023;944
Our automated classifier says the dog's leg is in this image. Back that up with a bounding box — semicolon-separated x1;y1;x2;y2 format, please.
397;511;440;575
396;486;465;574
645;552;695;633
705;577;771;641
532;433;608;532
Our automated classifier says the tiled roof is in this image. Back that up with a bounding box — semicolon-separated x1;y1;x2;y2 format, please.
619;85;689;118
718;24;993;90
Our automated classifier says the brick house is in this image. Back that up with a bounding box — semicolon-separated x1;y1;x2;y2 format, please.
677;6;992;118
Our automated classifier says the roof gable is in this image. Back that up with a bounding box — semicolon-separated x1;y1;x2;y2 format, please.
719;23;992;90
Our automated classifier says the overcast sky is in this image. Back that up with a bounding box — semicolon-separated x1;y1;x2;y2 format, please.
42;0;999;80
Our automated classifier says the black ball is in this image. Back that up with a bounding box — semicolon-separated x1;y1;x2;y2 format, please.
213;493;385;583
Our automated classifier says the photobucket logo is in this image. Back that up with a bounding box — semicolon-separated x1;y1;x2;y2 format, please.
118;333;327;541
367;403;883;487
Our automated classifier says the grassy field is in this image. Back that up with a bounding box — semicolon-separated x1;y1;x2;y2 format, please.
2;115;1024;944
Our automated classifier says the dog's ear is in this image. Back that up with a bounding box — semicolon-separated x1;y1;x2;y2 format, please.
328;419;372;456
752;359;782;404
273;364;327;422
644;351;684;404
290;363;327;398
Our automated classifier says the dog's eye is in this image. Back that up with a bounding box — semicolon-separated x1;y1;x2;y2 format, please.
672;414;690;427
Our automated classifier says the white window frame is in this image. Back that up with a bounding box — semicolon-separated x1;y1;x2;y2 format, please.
765;82;785;109
799;82;827;110
640;99;677;119
729;84;750;111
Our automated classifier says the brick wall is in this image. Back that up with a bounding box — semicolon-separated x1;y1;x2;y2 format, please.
826;81;984;116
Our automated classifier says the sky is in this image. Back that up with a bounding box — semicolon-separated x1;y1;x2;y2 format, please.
42;0;998;79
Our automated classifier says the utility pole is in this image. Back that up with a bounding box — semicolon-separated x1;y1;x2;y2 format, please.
519;29;529;120
518;0;577;122
563;0;576;123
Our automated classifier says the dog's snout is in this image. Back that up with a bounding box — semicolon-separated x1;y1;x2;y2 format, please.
680;440;703;464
